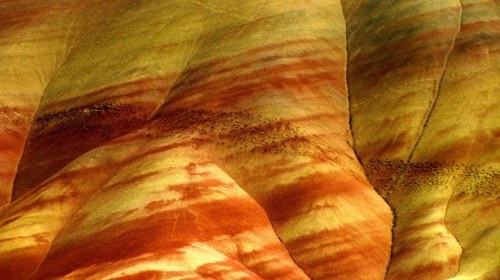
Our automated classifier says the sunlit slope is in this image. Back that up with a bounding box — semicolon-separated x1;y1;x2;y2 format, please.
0;0;497;279
0;0;117;207
345;0;499;279
440;1;500;279
29;138;310;279
12;0;207;199
0;1;392;279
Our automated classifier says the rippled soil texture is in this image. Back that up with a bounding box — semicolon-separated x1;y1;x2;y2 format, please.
0;0;498;280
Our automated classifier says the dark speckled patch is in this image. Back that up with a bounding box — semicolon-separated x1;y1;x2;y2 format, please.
13;103;151;199
146;108;341;160
365;159;499;197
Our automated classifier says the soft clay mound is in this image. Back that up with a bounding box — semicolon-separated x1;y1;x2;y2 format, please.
0;0;498;279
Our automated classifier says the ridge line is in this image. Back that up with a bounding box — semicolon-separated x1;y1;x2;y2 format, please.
388;1;464;194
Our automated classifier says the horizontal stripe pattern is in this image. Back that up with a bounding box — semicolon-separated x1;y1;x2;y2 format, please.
346;0;463;169
347;0;499;279
0;0;95;207
29;144;307;279
1;0;394;278
1;0;497;279
145;17;393;276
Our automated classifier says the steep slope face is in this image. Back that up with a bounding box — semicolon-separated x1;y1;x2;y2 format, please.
345;0;499;279
441;1;500;279
0;1;392;279
0;0;497;279
12;0;202;199
0;0;114;207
